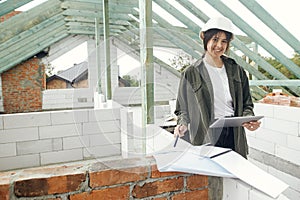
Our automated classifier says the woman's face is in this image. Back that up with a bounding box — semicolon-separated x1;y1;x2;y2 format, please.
206;32;229;59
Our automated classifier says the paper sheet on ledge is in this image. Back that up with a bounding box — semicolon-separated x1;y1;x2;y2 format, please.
153;138;288;199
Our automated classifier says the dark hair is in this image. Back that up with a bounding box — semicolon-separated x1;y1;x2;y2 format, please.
202;28;233;53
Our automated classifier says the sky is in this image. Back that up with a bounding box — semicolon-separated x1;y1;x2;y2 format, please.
16;0;300;75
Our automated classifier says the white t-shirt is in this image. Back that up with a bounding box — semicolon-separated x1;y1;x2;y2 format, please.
204;60;234;118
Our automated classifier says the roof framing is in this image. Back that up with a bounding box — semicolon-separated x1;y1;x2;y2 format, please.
0;0;299;98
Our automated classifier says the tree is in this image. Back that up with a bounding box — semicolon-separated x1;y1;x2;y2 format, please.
258;54;300;79
121;75;139;87
169;52;194;72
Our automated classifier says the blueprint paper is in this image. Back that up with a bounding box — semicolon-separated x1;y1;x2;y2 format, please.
153;140;288;199
211;151;289;199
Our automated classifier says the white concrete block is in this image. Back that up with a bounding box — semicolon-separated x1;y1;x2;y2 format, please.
50;109;89;125
83;121;120;135
249;189;288;200
3;112;51;129
83;144;121;159
268;165;300;192
287;135;300;151
0;116;3;130
17;138;62;155
276;145;300;166
41;148;83;165
89;108;121;122
283;187;300;200
274;106;300;122
247;135;276;155
0;143;16;157
223;178;250;200
254;103;274;118
39;124;82;139
264;118;298;136
63;136;90;149
0;128;39;143
0;154;40;171
248;158;269;172
255;128;287;147
89;132;121;146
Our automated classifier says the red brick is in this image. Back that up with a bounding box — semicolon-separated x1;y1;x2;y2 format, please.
89;166;148;188
70;185;130;200
0;171;16;200
132;177;184;198
186;175;208;190
151;165;184;178
0;184;10;200
2;57;44;113
14;173;85;197
172;189;208;200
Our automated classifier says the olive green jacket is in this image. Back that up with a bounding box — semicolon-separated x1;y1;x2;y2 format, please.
175;56;254;158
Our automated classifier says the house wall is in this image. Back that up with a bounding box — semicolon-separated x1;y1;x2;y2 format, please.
72;79;88;88
1;58;45;113
0;107;125;171
247;103;300;200
46;78;67;89
0;157;208;200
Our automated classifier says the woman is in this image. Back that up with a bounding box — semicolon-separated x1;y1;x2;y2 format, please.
174;17;260;158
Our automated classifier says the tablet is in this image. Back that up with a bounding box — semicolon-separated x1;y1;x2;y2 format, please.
209;115;264;128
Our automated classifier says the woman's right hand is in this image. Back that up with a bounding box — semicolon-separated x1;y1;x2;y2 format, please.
174;124;188;138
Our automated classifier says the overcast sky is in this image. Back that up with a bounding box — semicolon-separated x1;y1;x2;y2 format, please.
17;0;300;74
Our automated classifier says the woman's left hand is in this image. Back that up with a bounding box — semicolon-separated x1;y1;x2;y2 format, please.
243;120;261;131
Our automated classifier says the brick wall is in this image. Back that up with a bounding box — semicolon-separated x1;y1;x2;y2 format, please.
0;157;208;200
1;58;45;113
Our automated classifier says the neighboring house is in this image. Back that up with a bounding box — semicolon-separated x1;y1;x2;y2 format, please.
47;61;88;89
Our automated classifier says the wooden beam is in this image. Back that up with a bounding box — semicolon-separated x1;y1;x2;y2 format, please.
0;0;33;16
103;0;112;100
0;0;62;43
239;0;300;54
0;29;68;73
140;0;154;130
205;0;300;79
250;80;300;86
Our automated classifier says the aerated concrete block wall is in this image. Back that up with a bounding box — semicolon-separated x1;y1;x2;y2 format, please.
0;107;124;171
247;103;300;200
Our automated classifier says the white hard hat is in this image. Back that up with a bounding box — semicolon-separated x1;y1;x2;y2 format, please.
201;17;234;34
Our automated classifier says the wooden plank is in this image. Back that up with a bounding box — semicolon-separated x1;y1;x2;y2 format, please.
62;9;132;20
0;0;33;16
103;0;112;100
250;80;300;86
0;21;66;66
61;0;135;14
239;0;300;54
140;0;154;125
0;14;64;52
0;30;69;73
0;0;62;43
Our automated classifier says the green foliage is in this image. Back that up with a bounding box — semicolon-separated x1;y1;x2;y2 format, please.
258;53;300;79
122;75;139;87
